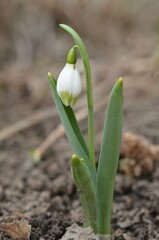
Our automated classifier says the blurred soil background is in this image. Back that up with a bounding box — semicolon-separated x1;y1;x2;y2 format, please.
0;0;159;239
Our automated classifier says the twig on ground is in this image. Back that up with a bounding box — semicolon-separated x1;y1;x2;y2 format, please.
0;108;56;142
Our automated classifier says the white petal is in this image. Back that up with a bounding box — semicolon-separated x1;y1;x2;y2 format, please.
71;68;81;97
57;64;74;95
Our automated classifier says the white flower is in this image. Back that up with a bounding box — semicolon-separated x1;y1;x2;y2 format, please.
57;63;81;107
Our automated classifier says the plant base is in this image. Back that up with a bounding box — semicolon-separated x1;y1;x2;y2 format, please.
97;234;111;240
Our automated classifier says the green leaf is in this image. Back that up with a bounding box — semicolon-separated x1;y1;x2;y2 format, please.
71;155;96;232
96;78;123;235
48;73;96;182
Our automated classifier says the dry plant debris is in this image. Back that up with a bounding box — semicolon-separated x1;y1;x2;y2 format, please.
0;220;31;240
120;132;159;177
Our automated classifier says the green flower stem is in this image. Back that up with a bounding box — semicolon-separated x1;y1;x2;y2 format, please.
59;24;95;170
96;78;123;235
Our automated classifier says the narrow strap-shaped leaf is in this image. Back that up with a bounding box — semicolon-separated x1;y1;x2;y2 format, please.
96;78;123;235
48;73;96;182
64;106;88;156
71;155;96;232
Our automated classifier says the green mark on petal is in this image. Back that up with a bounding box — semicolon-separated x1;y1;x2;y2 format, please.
60;91;72;106
71;96;79;107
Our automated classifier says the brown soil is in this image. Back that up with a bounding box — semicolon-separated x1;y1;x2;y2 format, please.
1;48;159;240
0;2;159;239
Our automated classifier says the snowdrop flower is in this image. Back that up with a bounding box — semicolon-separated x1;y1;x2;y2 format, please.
57;48;81;107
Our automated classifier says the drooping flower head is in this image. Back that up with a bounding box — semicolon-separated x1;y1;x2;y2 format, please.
57;47;81;107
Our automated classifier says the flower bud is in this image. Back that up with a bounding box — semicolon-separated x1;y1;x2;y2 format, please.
57;48;81;107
